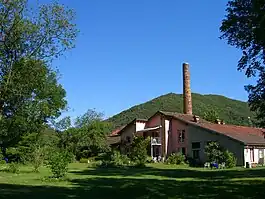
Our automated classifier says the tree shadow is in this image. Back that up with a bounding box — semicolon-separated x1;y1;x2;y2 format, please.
0;177;264;199
70;166;265;180
1;166;265;198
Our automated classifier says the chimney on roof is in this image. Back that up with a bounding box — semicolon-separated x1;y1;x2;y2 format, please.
193;115;199;123
215;119;221;124
183;62;192;115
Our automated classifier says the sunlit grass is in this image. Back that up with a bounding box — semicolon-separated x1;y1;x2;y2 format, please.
0;162;264;199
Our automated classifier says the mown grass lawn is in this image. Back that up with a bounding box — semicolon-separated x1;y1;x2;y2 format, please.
0;163;265;199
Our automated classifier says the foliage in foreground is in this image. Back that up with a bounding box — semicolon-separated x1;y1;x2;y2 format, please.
220;0;265;127
56;109;113;160
48;150;72;178
205;142;237;168
98;136;150;168
100;150;131;168
0;0;78;154
128;136;150;166
166;152;186;165
6;162;20;174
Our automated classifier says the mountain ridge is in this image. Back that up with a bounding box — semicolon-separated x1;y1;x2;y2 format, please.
107;92;253;129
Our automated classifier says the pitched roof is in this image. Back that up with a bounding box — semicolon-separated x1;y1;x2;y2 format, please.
106;135;121;146
110;125;126;136
113;118;148;136
159;111;265;146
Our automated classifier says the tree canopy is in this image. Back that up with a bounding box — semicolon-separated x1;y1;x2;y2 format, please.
220;0;265;127
57;109;113;159
203;109;219;123
0;0;78;151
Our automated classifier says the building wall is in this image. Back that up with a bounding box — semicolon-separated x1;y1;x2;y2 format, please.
187;124;245;166
146;115;161;128
168;118;189;155
120;123;136;154
136;121;146;131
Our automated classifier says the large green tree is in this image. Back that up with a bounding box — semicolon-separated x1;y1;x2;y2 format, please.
57;109;113;159
220;0;265;127
0;59;66;152
0;0;78;152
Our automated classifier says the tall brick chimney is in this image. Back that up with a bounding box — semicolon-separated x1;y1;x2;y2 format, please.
183;62;192;115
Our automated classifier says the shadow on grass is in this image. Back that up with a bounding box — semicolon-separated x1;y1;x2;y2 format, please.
1;166;265;199
0;177;265;199
70;165;265;180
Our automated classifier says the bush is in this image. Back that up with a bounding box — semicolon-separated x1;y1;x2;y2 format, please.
0;159;7;171
166;153;186;165
31;146;46;172
101;150;131;168
223;150;237;168
128;136;150;166
146;156;154;163
205;142;224;163
79;158;89;163
0;160;6;165
48;150;70;178
205;142;237;168
0;152;3;161
7;162;20;174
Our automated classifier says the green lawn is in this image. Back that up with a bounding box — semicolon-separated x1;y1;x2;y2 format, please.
0;163;265;199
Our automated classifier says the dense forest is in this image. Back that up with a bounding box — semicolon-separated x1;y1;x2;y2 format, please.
107;93;254;129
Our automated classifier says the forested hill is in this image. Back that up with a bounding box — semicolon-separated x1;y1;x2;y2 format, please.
107;93;253;129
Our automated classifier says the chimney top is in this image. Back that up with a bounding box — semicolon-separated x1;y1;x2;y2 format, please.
215;119;221;124
220;120;225;125
193;115;199;123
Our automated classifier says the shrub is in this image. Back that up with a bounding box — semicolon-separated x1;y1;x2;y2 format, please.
166;153;186;165
7;162;20;174
128;136;150;166
79;158;89;163
0;160;6;165
223;150;237;168
48;150;70;178
205;142;237;168
31;146;46;172
146;156;154;163
101;150;130;168
0;152;3;161
205;142;224;163
0;159;7;171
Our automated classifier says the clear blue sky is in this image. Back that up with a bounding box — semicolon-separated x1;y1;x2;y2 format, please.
46;0;255;119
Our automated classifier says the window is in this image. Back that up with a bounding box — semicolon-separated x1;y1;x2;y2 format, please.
193;150;200;159
178;130;185;143
192;142;200;149
181;147;186;155
192;142;200;160
126;136;131;143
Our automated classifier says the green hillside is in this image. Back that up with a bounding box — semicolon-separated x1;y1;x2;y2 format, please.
107;93;254;129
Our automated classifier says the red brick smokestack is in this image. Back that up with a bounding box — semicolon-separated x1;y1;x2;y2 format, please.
183;62;192;115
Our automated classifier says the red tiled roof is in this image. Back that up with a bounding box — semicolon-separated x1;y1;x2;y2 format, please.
160;111;265;145
110;125;126;136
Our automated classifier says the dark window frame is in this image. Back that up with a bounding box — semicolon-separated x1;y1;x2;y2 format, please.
192;150;200;159
178;130;185;143
192;142;200;149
